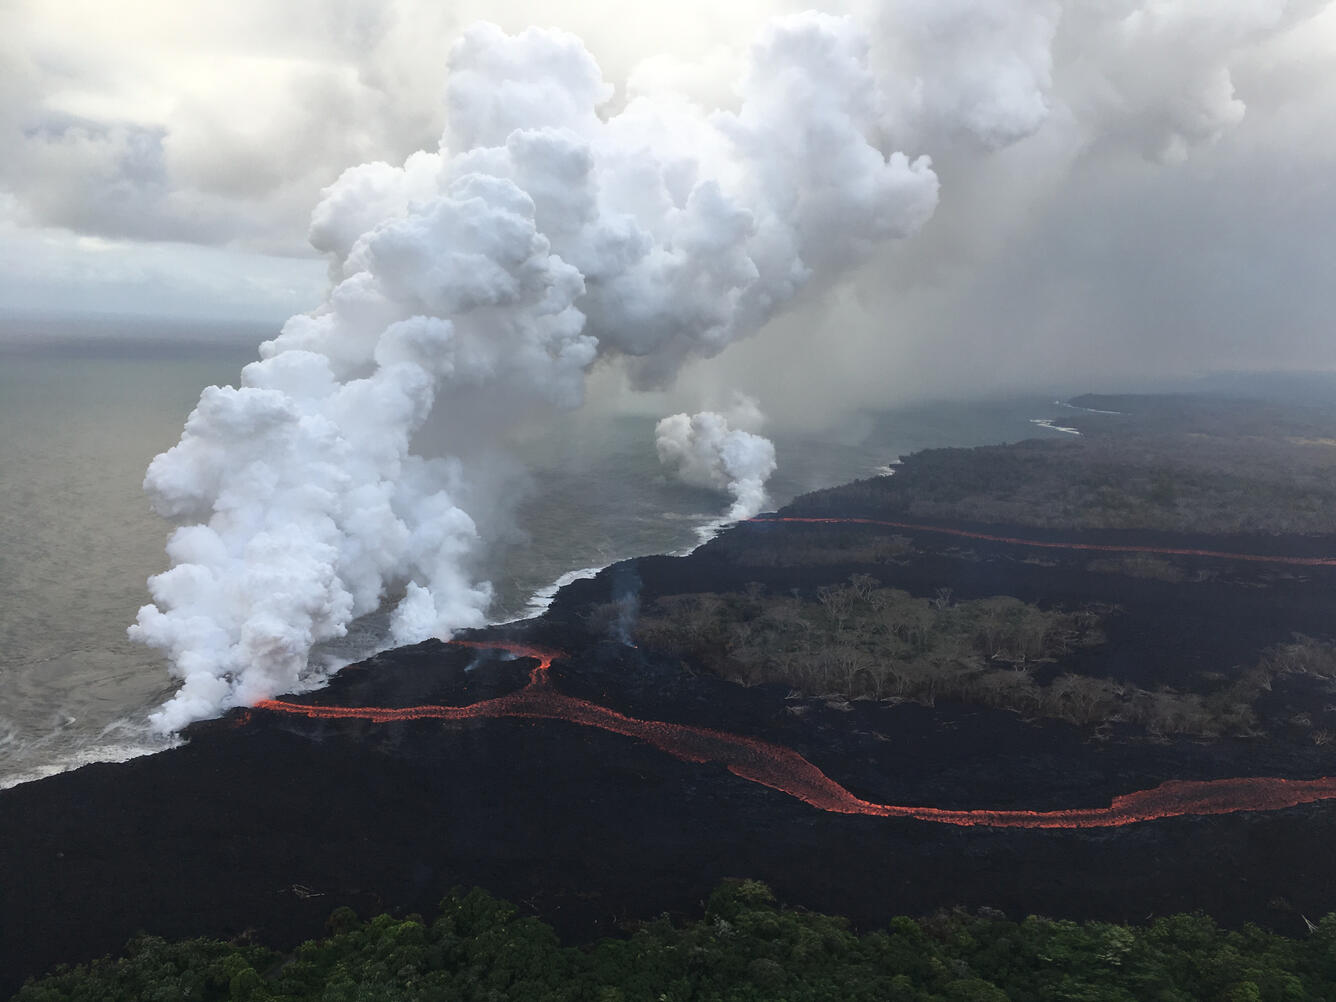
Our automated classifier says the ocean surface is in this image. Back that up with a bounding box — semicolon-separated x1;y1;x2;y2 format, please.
0;313;1070;788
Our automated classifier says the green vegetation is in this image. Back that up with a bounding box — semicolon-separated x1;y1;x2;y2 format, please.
16;880;1336;1001
634;576;1102;703
632;580;1336;739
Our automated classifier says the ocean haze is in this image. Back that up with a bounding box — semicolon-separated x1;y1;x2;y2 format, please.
0;327;257;784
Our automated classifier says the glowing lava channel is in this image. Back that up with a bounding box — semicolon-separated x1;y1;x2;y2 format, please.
255;641;1336;829
754;516;1336;567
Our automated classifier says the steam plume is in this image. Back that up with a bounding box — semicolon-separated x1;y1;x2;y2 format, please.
130;13;939;731
656;395;777;522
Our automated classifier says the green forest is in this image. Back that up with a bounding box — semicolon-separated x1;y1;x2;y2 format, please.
630;579;1336;739
15;881;1336;1001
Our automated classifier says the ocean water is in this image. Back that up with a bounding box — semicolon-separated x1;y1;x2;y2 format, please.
0;314;1065;788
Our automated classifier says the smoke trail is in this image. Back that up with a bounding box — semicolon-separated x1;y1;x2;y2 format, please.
656;395;777;522
131;13;939;732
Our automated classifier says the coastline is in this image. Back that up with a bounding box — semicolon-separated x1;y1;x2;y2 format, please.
6;500;1336;992
0;504;747;793
1;389;1066;791
9;394;1336;992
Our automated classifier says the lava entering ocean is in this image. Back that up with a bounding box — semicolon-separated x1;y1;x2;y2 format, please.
256;640;1336;830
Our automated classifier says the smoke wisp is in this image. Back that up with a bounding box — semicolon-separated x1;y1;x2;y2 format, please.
130;12;940;732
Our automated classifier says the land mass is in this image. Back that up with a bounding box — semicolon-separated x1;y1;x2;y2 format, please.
5;390;1336;996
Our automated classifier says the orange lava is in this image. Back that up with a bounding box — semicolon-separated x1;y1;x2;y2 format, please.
755;516;1336;567
254;641;1336;829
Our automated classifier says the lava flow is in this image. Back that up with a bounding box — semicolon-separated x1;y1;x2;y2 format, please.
255;641;1336;829
755;516;1336;567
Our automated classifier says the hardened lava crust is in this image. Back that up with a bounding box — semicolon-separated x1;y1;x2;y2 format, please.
4;506;1336;995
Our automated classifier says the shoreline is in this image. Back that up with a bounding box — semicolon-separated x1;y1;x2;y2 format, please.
0;500;755;793
6;455;1336;992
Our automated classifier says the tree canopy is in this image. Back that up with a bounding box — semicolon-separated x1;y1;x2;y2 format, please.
15;880;1336;1001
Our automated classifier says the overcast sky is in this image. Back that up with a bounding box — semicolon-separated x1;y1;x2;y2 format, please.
2;0;1333;400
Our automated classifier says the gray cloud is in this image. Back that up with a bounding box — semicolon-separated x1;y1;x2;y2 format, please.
0;0;462;252
690;0;1336;417
16;115;243;243
0;0;1332;398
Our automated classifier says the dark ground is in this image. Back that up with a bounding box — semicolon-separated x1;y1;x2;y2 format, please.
5;477;1336;994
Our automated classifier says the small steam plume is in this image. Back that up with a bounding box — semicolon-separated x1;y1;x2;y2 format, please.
131;13;939;732
606;563;642;646
655;394;777;522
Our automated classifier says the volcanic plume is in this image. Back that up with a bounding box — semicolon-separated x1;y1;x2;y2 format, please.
656;394;777;522
131;14;940;731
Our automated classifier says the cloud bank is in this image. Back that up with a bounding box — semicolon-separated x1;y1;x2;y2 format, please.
2;1;1331;394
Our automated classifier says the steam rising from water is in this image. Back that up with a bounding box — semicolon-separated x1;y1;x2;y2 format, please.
131;13;940;731
656;395;777;522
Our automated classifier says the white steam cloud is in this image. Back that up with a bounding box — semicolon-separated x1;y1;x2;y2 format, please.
130;12;940;732
656;395;777;522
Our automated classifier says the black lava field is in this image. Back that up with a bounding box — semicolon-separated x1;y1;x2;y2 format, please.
4;508;1336;994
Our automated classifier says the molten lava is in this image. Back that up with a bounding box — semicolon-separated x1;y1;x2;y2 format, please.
755;516;1336;567
255;640;1336;829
